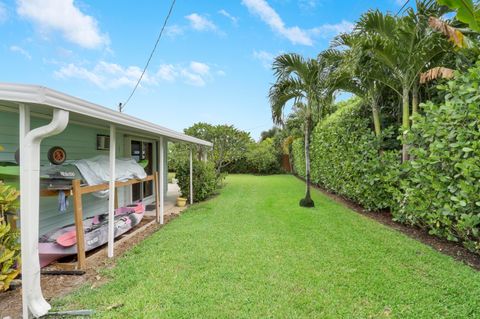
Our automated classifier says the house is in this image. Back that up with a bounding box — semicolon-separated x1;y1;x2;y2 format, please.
0;83;212;318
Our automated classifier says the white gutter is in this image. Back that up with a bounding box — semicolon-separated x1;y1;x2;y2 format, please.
20;106;70;318
0;83;212;147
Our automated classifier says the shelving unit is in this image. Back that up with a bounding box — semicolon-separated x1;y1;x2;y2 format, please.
40;172;160;269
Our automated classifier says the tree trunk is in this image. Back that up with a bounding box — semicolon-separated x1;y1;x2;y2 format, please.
300;119;314;208
372;97;381;137
412;81;419;125
401;85;410;162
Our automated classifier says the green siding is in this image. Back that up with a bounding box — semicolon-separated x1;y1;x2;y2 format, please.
0;111;128;235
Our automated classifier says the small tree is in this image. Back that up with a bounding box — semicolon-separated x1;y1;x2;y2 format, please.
269;53;332;208
183;123;254;175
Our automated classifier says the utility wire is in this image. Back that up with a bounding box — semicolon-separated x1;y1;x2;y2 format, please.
120;0;177;112
395;0;410;17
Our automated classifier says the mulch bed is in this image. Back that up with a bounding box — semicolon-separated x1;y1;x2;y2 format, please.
295;175;480;271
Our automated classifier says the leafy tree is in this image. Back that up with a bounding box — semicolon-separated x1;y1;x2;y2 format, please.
182;123;253;175
269;53;332;207
259;127;280;142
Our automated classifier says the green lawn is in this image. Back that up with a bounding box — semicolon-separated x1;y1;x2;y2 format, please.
56;175;480;318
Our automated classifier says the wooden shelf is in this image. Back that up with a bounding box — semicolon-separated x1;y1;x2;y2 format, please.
40;173;159;270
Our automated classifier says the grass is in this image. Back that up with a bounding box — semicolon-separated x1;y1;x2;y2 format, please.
56;175;480;318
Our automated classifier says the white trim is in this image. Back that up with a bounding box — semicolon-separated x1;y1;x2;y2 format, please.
0;83;212;147
189;148;193;205
107;124;116;258
159;137;164;224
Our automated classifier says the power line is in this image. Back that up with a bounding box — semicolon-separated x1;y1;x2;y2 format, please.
120;0;177;112
395;0;410;17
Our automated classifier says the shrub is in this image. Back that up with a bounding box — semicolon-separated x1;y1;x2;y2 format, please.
292;99;399;211
0;182;20;292
246;138;281;174
393;64;480;253
176;159;220;202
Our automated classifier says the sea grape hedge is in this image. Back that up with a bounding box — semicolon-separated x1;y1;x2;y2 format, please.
292;63;480;254
392;64;480;252
293;100;398;211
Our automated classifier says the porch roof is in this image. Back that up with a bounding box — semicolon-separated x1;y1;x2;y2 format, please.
0;82;212;147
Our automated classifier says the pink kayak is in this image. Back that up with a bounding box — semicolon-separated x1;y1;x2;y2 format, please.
39;202;145;267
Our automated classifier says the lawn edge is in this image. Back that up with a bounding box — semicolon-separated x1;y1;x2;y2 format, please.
293;174;480;271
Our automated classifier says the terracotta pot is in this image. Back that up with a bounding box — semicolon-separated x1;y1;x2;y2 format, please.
176;197;187;207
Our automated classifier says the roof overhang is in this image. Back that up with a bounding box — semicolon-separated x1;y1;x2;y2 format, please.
0;82;213;147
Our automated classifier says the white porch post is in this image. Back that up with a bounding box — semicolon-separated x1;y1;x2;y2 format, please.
202;148;207;162
20;106;69;318
19;103;30;319
189;147;193;205
107;124;116;258
159;137;165;224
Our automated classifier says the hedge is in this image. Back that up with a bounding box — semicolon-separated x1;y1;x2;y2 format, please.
292;63;480;254
293;100;398;211
392;64;480;253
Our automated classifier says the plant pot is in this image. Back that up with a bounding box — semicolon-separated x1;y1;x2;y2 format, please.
176;197;187;207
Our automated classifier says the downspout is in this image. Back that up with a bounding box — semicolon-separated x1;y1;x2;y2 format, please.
20;107;69;318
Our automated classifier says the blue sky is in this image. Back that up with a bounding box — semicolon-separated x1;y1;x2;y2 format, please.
1;0;404;139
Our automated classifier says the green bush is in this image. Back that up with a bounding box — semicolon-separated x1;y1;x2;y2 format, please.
246;138;281;174
0;182;20;292
175;159;220;202
292;99;399;211
224;157;251;174
292;138;305;177
393;64;480;253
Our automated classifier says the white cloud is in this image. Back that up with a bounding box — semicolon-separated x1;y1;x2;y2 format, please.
309;20;354;39
185;13;217;32
54;61;156;89
16;0;108;49
189;61;210;76
157;64;178;82
55;60;222;88
0;2;7;23
181;69;206;87
156;61;223;87
242;0;353;46
10;45;31;60
55;63;104;87
165;24;184;38
299;0;319;10
242;0;313;46
253;50;275;68
218;9;238;25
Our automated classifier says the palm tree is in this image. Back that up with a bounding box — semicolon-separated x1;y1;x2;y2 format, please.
321;32;395;140
357;2;452;161
269;53;330;207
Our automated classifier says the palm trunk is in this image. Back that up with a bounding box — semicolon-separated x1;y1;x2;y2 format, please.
412;81;419;125
300;119;314;207
401;85;410;162
372;98;381;137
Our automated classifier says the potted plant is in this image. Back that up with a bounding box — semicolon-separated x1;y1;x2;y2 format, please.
176;197;187;207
